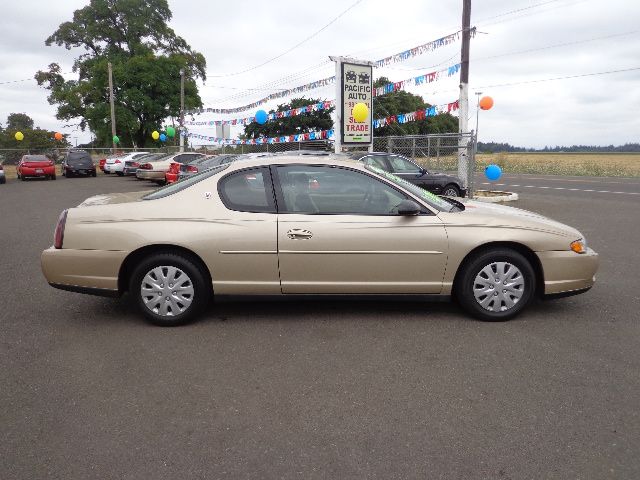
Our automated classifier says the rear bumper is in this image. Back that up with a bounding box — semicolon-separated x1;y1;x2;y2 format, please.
41;247;126;292
537;248;599;296
123;167;138;175
21;167;55;177
136;170;165;180
104;163;124;172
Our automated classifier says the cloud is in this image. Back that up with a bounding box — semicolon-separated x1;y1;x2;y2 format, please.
1;0;639;148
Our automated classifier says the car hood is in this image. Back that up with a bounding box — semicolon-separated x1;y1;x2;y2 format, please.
78;191;149;207
441;199;583;239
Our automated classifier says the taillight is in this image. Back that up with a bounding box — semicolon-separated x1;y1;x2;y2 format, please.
169;163;179;173
115;159;121;164
132;162;140;167
140;163;152;169
186;165;198;173
54;209;68;249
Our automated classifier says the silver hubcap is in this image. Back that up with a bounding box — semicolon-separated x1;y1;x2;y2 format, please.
443;188;457;196
473;262;525;312
140;266;194;317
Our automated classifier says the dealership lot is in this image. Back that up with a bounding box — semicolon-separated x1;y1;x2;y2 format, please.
2;174;639;479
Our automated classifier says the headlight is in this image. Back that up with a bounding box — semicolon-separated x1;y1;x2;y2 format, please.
570;238;587;254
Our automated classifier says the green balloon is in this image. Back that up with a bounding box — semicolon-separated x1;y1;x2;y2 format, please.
113;135;120;144
166;126;176;138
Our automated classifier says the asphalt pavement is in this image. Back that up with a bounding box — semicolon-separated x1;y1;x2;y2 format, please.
1;173;639;479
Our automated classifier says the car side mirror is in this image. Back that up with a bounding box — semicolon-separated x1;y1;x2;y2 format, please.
397;199;421;216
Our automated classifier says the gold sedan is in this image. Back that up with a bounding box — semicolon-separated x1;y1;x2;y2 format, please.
41;155;598;326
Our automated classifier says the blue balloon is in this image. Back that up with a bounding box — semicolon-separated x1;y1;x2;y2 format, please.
485;164;502;181
255;110;268;125
159;133;167;142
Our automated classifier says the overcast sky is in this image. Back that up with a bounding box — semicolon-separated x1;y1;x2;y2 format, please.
1;0;639;148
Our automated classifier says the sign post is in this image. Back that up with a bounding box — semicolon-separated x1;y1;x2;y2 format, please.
329;56;375;153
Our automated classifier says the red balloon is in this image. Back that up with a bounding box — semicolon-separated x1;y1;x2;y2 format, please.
54;132;63;141
479;96;494;110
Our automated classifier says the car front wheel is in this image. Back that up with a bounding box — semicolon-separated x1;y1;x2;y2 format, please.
456;248;535;321
130;253;210;326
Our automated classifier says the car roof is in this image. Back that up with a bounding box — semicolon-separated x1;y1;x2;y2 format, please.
222;152;363;170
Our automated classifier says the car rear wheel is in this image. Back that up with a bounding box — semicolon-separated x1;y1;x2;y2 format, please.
116;172;124;177
442;184;460;197
51;174;56;180
130;253;210;326
456;248;535;321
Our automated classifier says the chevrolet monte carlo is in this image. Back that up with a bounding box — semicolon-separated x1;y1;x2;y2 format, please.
41;154;598;326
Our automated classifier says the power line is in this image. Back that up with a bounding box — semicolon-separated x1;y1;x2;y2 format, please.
475;66;640;89
207;0;363;78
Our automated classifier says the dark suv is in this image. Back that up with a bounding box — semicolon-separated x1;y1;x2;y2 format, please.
62;150;97;178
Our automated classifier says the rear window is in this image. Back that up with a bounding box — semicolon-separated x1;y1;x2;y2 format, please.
67;153;93;165
24;155;49;161
142;164;230;200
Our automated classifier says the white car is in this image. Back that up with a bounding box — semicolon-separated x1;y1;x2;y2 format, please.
104;152;150;176
136;152;205;183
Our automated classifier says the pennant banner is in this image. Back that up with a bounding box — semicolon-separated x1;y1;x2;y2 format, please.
184;100;459;144
186;77;335;115
192;30;469;115
186;64;459;127
374;64;460;97
185;100;335;126
374;30;470;67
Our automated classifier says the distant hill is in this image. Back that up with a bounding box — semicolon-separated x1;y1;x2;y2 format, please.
477;142;640;153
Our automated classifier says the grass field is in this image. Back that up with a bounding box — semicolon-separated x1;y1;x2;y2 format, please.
420;152;640;177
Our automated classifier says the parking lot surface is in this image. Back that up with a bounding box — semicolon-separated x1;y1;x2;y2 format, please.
2;173;639;479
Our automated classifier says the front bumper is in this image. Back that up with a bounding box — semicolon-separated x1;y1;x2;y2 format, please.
536;247;599;296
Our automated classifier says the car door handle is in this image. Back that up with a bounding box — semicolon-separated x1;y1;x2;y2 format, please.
287;229;313;240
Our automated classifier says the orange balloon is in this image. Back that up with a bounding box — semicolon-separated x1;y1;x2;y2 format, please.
479;96;494;110
54;132;63;141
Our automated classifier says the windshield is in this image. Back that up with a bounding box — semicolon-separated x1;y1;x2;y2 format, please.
143;163;230;200
365;164;459;212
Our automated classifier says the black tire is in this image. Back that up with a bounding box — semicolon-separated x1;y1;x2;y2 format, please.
129;252;211;326
21;174;26;181
442;184;460;197
116;171;124;177
51;174;56;180
92;170;97;177
0;176;6;184
455;248;535;322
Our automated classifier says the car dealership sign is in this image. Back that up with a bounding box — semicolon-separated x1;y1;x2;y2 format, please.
330;56;375;152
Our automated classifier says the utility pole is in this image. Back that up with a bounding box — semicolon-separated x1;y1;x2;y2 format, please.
458;0;472;189
179;69;185;152
108;62;117;153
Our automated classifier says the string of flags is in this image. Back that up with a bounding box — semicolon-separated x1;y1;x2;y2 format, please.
189;30;468;115
185;100;335;126
374;30;471;67
186;77;335;115
184;63;459;127
184;100;459;144
373;64;460;97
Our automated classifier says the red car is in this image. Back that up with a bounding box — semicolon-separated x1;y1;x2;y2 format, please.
17;155;56;180
99;158;107;172
165;161;199;184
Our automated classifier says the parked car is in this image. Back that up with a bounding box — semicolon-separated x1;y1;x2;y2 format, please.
104;151;150;176
173;154;238;182
349;152;467;197
136;152;205;184
122;153;169;176
99;157;108;172
0;164;5;184
165;155;214;184
17;154;56;180
61;150;97;178
42;153;598;327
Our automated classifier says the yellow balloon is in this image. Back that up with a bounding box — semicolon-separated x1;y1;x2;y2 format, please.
352;103;369;123
152;130;160;140
15;131;24;141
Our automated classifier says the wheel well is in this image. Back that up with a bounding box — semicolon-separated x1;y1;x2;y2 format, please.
118;245;213;294
452;241;544;298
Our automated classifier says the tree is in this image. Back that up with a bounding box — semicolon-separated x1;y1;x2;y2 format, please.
35;0;206;148
0;113;71;164
243;98;334;139
6;113;35;131
372;77;458;136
